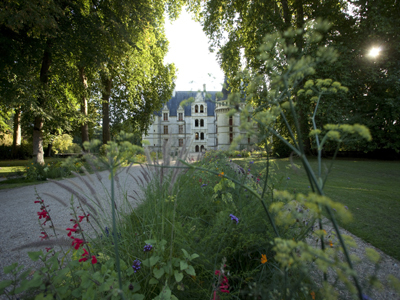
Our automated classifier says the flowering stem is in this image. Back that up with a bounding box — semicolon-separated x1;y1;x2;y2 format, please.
110;161;124;298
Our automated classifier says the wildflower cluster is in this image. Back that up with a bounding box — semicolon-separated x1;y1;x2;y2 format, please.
132;259;141;272
67;212;97;264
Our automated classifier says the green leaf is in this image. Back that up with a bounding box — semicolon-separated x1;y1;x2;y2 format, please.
3;263;18;274
149;278;158;285
132;294;145;300
145;239;157;245
28;251;43;262
180;260;188;271
181;249;189;258
0;280;13;291
158;286;171;300
143;255;160;268
153;267;165;279
174;270;183;283
184;265;196;276
190;253;199;260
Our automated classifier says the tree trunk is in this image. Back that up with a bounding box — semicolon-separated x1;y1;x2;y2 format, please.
102;76;112;145
281;0;291;28
33;116;45;164
12;108;21;158
45;143;53;157
33;41;52;165
79;66;89;149
294;0;312;155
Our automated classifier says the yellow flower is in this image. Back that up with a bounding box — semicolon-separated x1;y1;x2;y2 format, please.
329;240;333;248
261;254;267;264
311;291;315;300
27;167;29;169
218;172;224;177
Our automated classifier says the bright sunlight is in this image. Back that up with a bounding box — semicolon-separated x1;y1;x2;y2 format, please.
369;47;381;57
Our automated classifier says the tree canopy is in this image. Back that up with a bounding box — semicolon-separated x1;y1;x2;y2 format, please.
0;0;185;163
189;0;400;155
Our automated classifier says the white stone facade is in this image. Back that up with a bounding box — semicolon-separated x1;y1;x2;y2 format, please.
143;91;257;153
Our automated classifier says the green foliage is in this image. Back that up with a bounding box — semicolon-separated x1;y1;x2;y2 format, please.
53;134;74;154
25;158;91;181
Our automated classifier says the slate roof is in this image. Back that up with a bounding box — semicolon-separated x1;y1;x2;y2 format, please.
156;91;219;117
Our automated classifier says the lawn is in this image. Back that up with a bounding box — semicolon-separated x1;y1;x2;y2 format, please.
235;157;400;261
0;158;77;190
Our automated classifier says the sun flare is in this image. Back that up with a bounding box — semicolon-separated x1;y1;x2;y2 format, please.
369;47;381;57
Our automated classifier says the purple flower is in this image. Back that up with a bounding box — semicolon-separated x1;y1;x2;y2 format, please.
362;294;372;300
229;214;239;224
249;161;254;164
237;154;241;157
132;260;141;272
344;206;348;210
248;169;251;172
201;184;207;187
287;177;290;180
143;244;153;252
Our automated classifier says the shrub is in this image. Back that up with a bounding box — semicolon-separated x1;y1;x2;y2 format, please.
53;134;74;154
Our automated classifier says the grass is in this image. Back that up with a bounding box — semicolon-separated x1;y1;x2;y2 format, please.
0;158;85;190
235;156;400;261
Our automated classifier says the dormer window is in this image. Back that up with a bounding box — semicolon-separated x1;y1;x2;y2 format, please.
200;105;204;113
195;105;198;113
163;113;168;121
178;112;183;121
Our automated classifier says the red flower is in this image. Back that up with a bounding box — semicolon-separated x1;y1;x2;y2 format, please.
37;210;48;219
40;232;48;240
214;270;230;294
91;255;98;264
45;247;52;252
71;237;84;249
79;248;97;264
219;276;230;293
79;248;89;262
66;223;80;237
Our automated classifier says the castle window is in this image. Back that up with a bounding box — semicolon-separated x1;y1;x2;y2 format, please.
230;126;233;132
229;116;233;126
201;145;205;152
200;119;204;127
178;113;183;121
200;132;204;140
230;133;233;144
200;105;204;113
195;119;199;127
195;105;198;113
248;137;251;144
195;132;199;140
179;125;183;134
179;139;183;147
195;145;199;152
164;126;168;134
163;113;168;121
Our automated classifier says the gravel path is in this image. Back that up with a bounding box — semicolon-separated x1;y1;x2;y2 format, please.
0;164;149;283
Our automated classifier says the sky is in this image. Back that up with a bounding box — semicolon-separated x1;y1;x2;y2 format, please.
164;9;225;92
